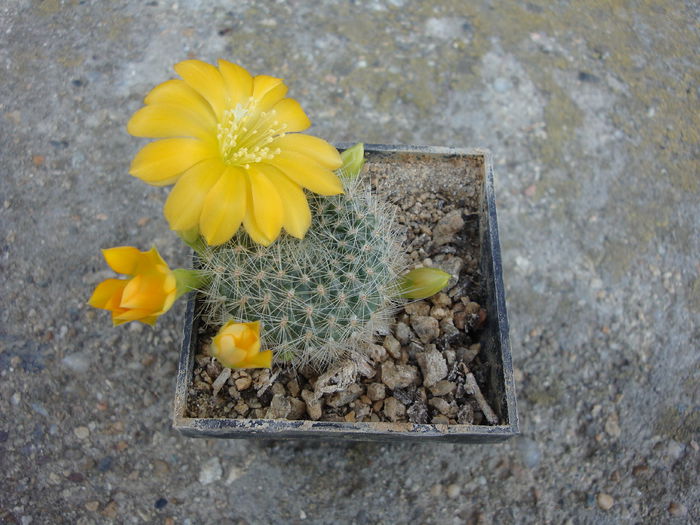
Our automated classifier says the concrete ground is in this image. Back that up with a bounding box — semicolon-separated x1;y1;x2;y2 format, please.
1;1;698;523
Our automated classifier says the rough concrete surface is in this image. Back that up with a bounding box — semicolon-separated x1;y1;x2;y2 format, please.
1;1;698;524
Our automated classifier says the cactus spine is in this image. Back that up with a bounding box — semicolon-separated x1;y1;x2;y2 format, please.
197;175;406;371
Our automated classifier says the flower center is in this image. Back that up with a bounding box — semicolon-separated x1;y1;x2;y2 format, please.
216;97;287;168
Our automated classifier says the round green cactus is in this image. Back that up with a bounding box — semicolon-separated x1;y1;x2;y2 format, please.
197;175;407;371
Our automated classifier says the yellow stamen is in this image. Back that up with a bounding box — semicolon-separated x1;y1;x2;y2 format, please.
216;98;288;167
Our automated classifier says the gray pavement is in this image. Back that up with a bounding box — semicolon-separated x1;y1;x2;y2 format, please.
1;1;698;524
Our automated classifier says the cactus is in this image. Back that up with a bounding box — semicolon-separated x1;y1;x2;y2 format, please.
197;174;407;371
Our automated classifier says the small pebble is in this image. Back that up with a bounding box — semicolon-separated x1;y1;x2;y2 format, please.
429;380;456;397
382;334;401;359
405;301;431;316
154;498;168;509
287;398;306;420
198;457;223;485
416;348;448;387
383;397;406;422
596;493;614;511
433;209;464;246
381;361;419;390
429;483;443;497
234;376;252;391
446;484;461;499
367;383;386;401
267;395;291;419
668;501;687;517
411;316;440;344
84;501;99;512
74;426;90;440
604;414;621;438
394;322;413;345
428;397;452;416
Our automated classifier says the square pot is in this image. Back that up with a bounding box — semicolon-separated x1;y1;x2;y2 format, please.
173;145;519;443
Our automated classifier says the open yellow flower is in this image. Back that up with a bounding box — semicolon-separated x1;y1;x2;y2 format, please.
128;59;344;246
210;321;272;369
88;246;179;325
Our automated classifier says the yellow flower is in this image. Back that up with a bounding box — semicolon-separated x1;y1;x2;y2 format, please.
210;321;272;369
88;246;178;325
127;59;344;246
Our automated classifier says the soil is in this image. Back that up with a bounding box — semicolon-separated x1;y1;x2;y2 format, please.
185;152;501;426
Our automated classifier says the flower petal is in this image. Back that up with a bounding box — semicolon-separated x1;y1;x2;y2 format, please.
127;103;215;141
271;98;310;132
244;350;273;368
174;60;228;120
265;151;343;196
252;75;288;111
164;158;226;231
101;247;142;275
257;164;311;239
120;274;169;310
199;166;247;246
113;307;158;323
217;60;253;108
129;138;218;186
88;279;127;309
270;134;342;169
247;166;284;243
144;79;216;124
242;208;273;246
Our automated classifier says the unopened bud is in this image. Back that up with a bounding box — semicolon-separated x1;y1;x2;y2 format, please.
398;267;451;299
339;143;365;179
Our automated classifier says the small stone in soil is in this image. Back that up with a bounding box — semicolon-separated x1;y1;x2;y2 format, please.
430;380;456;396
416;348;448;387
288;397;306;420
301;389;323;420
234;376;252;391
411;316;440;344
267;395;291;419
383;397;406;422
440;318;460;339
432;209;464;246
381;362;419;390
367;383;386;401
382;334;401;359
404;301;431;316
366;343;387;363
394;322;413;345
327;383;363;408
428;397;454;416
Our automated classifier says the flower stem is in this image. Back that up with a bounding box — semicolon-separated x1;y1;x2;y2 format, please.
173;268;209;298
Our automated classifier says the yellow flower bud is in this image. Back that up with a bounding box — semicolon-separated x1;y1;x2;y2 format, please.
398;267;451;300
210;321;273;369
88;246;186;326
339;143;365;179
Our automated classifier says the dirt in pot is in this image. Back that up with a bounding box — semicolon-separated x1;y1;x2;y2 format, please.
185;155;500;426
